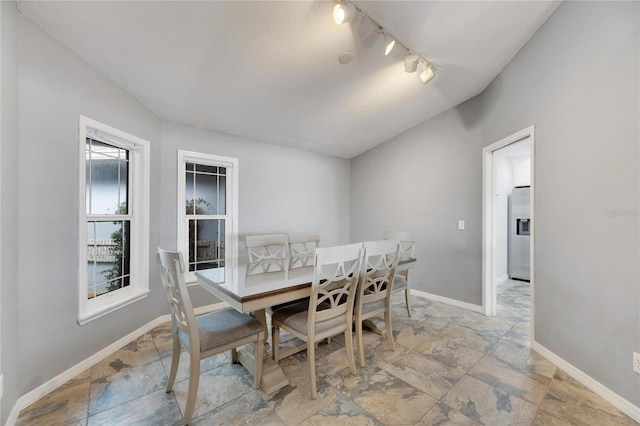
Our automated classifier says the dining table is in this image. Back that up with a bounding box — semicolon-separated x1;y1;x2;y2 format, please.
196;252;416;394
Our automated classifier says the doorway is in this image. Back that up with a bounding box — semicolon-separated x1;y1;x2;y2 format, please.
482;126;534;343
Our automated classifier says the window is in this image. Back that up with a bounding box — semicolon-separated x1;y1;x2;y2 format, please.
177;151;238;282
78;116;150;324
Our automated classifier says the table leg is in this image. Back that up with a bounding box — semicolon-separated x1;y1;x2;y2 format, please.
362;317;385;335
239;309;290;394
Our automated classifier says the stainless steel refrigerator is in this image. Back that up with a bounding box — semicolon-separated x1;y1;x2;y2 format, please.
509;186;530;281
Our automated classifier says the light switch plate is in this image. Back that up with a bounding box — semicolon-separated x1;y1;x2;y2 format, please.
457;220;465;230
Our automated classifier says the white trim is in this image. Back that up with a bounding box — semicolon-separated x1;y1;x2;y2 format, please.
482;125;535;345
410;289;484;314
6;302;229;425
78;116;151;324
533;342;640;423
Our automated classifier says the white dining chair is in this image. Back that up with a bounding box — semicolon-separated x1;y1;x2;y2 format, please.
271;243;362;399
383;231;415;316
288;232;320;269
157;248;265;425
245;233;287;275
354;240;400;367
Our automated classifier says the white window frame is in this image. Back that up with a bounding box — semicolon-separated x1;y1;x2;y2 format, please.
177;150;239;283
78;116;150;325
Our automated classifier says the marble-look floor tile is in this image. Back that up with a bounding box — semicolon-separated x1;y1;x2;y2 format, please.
261;357;340;426
362;334;408;367
17;370;91;426
442;375;538;426
416;402;481;426
191;390;284;425
172;363;255;421
298;393;383;426
413;337;485;372
429;324;503;354
87;388;181;426
502;321;532;346
467;354;550;405
91;333;160;381
160;350;230;383
489;339;557;381
384;350;465;399
391;317;443;349
347;369;437;425
89;359;167;415
534;377;635;426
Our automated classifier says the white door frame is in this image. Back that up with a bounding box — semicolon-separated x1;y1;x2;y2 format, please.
482;126;535;340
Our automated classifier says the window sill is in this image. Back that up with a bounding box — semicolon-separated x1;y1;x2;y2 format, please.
78;288;150;325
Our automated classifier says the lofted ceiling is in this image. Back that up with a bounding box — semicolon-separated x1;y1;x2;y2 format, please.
17;1;560;159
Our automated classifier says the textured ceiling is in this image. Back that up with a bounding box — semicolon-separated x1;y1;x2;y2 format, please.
17;1;560;159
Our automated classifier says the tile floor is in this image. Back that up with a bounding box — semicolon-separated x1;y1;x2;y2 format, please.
17;280;637;425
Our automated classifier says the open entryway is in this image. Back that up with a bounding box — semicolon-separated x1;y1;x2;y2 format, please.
482;126;535;344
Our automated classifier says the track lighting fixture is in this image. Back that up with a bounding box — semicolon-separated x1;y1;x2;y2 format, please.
332;1;437;86
404;53;419;73
420;62;435;84
333;2;356;25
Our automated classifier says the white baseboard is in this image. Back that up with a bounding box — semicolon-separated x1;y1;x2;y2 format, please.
497;274;509;284
5;302;228;426
533;342;640;423
410;289;484;314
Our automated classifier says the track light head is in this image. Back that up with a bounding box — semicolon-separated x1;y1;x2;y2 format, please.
420;62;435;83
356;13;375;39
333;2;356;25
378;32;395;56
404;53;419;73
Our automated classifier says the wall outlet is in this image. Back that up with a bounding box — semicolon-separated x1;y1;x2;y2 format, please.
634;352;640;374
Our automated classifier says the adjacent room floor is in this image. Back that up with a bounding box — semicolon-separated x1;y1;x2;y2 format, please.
16;280;636;425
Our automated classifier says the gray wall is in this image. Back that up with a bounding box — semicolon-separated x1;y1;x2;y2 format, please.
351;95;484;306
351;0;639;406
16;14;164;398
482;1;639;405
1;2;20;423
159;121;350;248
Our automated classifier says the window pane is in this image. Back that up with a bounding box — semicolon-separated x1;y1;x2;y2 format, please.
185;169;195;214
194;172;218;215
86;139;129;215
185;163;228;216
188;219;224;272
87;220;130;298
195;164;217;174
218;175;226;215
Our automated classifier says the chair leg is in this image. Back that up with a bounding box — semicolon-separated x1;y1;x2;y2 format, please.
308;341;317;400
253;332;264;389
272;323;280;362
356;316;365;368
385;310;394;351
182;351;201;425
166;334;181;392
231;348;239;364
405;288;412;317
344;328;356;375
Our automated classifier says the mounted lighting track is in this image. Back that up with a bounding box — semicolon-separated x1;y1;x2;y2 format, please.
333;1;437;85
